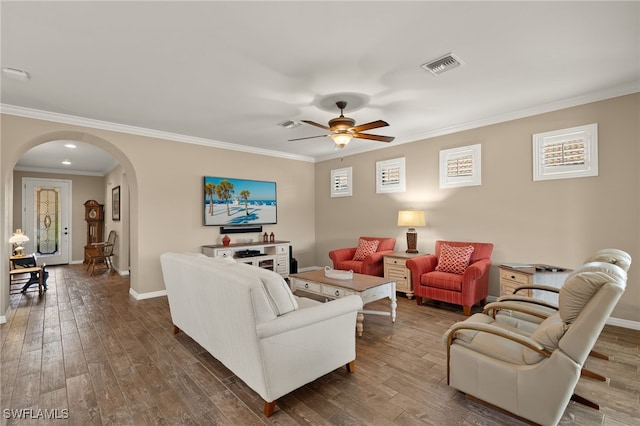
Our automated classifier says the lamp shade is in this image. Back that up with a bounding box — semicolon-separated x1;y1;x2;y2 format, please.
331;132;353;148
397;210;426;227
9;229;29;244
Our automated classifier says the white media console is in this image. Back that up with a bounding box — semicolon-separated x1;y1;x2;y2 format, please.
202;240;291;278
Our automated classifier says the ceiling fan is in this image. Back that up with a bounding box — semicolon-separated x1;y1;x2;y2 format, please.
289;101;395;148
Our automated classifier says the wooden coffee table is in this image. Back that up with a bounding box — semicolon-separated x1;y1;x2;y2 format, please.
289;269;397;336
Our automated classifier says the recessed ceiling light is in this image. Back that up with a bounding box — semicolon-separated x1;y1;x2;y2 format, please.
62;160;72;165
64;143;77;149
2;67;30;81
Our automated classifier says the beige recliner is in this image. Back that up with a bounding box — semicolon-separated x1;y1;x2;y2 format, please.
444;261;627;425
495;248;631;330
491;249;631;383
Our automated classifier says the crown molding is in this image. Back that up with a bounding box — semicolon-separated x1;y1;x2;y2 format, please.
0;104;316;163
315;82;640;162
3;81;638;165
12;165;107;177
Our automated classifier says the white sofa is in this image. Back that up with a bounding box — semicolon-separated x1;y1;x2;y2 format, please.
160;252;363;416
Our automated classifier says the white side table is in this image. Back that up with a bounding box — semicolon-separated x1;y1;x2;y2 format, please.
384;252;423;299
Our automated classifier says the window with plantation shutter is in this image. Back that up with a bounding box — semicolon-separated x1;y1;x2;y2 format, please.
533;123;598;181
439;144;482;188
331;167;352;197
446;154;473;177
376;157;405;193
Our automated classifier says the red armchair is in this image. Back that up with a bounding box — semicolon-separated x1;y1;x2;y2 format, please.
329;237;396;277
406;240;493;315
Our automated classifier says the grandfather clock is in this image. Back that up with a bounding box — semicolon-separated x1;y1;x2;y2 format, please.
84;200;104;263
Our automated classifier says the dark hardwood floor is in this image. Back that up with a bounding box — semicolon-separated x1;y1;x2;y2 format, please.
1;264;639;425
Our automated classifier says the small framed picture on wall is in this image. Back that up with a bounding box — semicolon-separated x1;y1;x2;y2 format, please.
112;185;121;221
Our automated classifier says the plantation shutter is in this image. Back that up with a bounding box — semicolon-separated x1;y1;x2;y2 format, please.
446;155;473;177
331;167;352;197
376;157;406;193
543;139;585;167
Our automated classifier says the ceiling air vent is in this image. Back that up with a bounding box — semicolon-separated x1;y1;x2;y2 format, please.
421;53;463;76
278;120;302;129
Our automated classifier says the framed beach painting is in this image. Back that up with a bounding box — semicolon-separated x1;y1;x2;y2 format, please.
203;176;277;226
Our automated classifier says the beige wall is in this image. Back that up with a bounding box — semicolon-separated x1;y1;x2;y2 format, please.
12;171;106;262
104;165;130;273
314;94;640;323
1;114;316;316
2;94;638;324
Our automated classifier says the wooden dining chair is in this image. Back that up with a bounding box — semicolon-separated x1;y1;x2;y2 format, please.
87;230;116;275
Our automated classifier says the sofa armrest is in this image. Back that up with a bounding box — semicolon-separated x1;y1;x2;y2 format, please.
463;258;491;281
482;300;554;321
495;294;559;311
406;254;438;275
510;284;560;296
406;254;438;287
360;250;395;276
445;321;548;357
256;295;363;339
329;247;357;264
363;250;394;266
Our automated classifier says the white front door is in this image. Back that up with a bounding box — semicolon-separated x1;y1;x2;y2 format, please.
22;178;71;265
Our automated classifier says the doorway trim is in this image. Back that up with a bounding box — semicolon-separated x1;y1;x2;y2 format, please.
22;177;72;265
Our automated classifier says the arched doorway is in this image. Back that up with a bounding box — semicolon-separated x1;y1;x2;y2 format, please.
1;129;139;321
14;140;126;267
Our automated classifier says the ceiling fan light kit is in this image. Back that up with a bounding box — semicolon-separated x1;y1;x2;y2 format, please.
330;132;353;148
290;100;395;148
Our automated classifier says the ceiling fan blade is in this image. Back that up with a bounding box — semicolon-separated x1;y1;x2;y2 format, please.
351;120;389;133
352;133;395;143
302;120;331;131
288;135;329;141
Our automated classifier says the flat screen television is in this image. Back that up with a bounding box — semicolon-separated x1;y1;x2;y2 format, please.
203;176;277;226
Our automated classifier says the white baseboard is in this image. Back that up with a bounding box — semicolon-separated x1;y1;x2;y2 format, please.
70;259;129;275
115;267;130;276
606;317;640;330
129;287;167;300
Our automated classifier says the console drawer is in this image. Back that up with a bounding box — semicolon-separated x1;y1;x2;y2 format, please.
322;285;354;298
384;256;407;267
500;268;530;285
298;280;321;293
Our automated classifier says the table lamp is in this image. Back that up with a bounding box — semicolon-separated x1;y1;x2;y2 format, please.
397;210;425;253
9;229;29;256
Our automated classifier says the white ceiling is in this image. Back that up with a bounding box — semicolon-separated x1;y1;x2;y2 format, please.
2;1;639;174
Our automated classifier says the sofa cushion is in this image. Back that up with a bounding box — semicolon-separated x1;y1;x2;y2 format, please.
421;271;463;291
353;238;379;261
262;274;298;316
435;244;475;274
237;263;298;316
